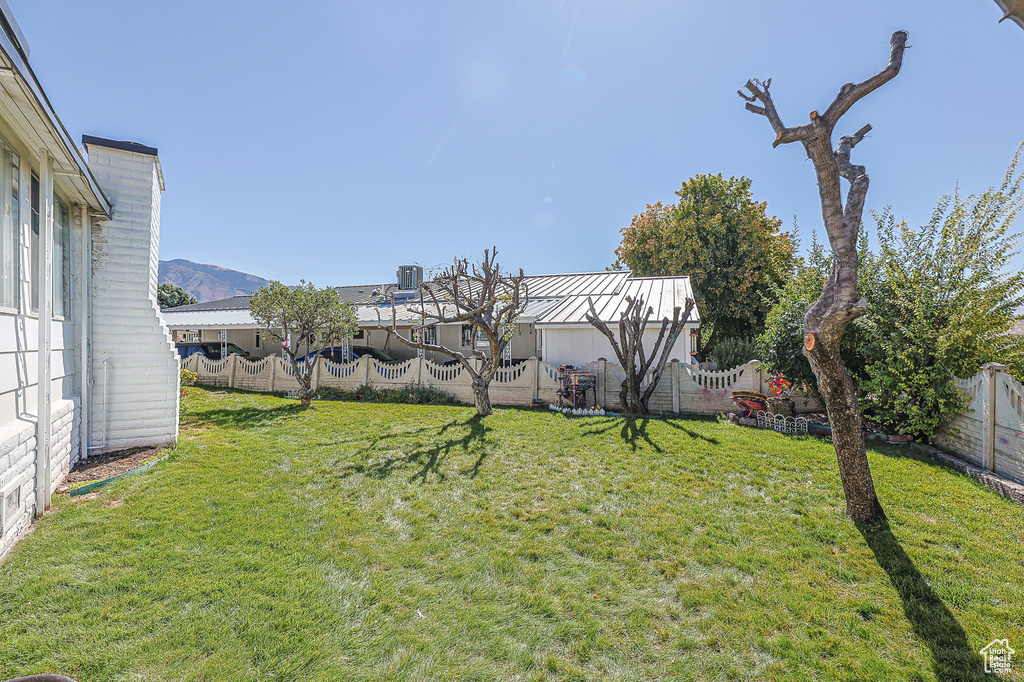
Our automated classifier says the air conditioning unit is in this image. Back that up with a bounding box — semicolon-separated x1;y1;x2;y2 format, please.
397;265;424;291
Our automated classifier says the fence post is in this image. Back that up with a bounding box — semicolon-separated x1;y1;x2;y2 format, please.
746;360;760;393
363;355;371;386
530;356;539;400
982;363;1006;471
269;357;277;392
228;354;239;388
671;358;680;415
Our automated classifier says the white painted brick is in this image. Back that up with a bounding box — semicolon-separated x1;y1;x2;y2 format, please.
87;145;179;452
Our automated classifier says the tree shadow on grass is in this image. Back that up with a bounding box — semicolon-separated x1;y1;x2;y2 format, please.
579;417;660;452
856;520;991;681
662;418;721;446
580;415;720;452
339;415;491;483
186;403;306;429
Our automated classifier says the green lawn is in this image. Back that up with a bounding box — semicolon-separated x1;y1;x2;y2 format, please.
1;388;1021;681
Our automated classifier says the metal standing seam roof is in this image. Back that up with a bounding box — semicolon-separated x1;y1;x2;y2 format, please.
161;271;699;328
534;276;700;326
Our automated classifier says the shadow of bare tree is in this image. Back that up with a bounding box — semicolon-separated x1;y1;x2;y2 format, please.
855;521;992;681
580;416;720;452
186;403;306;429
340;415;491;483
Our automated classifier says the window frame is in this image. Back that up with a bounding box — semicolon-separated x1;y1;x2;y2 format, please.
29;172;38;313
0;139;19;313
52;195;70;320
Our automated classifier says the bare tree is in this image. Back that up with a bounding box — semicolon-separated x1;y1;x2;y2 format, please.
585;295;695;415
738;31;909;523
379;248;527;416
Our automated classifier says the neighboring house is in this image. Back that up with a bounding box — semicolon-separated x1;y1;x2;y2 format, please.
162;268;701;367
0;5;179;561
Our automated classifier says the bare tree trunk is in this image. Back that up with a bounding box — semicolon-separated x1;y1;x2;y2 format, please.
472;375;493;416
740;31;908;523
809;340;884;519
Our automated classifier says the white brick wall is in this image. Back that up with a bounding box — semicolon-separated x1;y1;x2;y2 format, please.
86;145;179;452
0;397;78;563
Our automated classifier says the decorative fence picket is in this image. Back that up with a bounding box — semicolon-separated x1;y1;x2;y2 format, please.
184;353;797;418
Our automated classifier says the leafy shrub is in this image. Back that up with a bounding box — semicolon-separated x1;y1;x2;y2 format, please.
315;383;461;405
708;337;760;370
180;368;198;387
858;149;1024;438
759;145;1024;438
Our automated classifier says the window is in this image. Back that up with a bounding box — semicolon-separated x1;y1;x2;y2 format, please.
475;327;487;346
255;330;262;348
0;142;18;309
413;325;436;345
461;324;473;347
53;198;70;318
29;173;38;312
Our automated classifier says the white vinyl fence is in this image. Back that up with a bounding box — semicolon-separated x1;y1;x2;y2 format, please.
935;363;1024;485
183;354;783;416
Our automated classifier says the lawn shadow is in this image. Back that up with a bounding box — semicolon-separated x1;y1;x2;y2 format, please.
187;403;306;429
340;414;491;483
855;521;991;681
580;415;720;452
662;418;721;445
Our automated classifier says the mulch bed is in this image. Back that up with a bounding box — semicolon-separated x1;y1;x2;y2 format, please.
55;446;164;494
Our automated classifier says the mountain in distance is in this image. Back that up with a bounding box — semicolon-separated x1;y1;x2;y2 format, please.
158;259;270;303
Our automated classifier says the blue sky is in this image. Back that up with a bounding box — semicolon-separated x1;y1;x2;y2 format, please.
12;1;1024;285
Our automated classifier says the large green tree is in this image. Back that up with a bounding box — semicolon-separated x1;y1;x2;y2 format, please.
614;174;795;356
250;281;359;407
157;282;196;309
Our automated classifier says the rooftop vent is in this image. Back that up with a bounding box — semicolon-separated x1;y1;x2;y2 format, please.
397;265;423;291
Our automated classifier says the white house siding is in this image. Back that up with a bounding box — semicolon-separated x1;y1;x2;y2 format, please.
85;143;178;452
0;158;85;561
540;325;693;368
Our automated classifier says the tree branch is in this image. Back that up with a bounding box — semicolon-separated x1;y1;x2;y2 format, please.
738;78;815;148
835;123;872;244
821;31;909;127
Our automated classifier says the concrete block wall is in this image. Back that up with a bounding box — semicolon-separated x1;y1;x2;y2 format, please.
85;142;178;452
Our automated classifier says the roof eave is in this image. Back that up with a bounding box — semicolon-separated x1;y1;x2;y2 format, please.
0;11;112;216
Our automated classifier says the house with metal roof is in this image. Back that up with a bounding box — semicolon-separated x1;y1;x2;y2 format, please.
0;2;179;561
162;268;701;367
